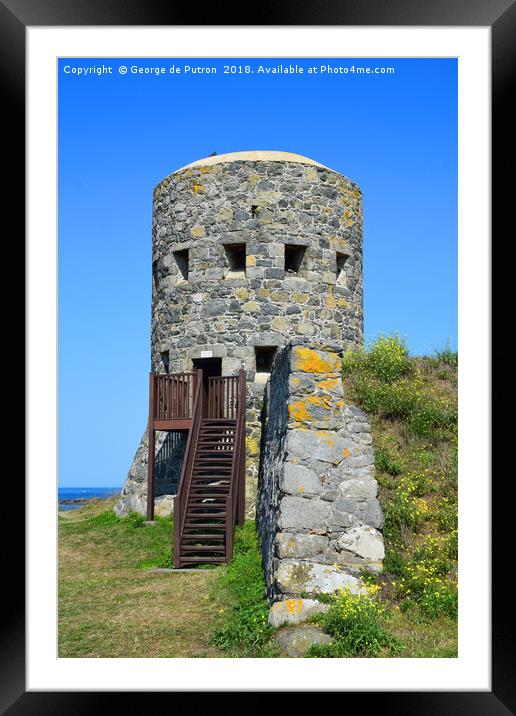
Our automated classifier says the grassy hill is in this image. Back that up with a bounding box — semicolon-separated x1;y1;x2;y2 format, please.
58;335;458;658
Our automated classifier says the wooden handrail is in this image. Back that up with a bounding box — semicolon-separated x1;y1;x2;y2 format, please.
173;369;203;568
152;372;195;421
225;369;246;561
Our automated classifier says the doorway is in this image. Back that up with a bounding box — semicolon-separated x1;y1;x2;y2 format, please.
192;357;222;393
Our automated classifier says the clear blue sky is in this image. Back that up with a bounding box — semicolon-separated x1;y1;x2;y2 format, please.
58;57;457;487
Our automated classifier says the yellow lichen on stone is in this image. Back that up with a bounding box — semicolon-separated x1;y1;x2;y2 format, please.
190;225;205;238
342;449;350;457
318;377;340;392
272;317;289;332
200;165;213;174
292;346;341;373
257;287;270;298
246;435;260;456
242;301;260;313
305;167;318;180
337;298;348;308
285;598;303;614
293;292;309;304
192;182;203;193
272;291;289;302
288;400;313;423
325;286;336;309
306;395;332;409
246;255;256;267
235;287;250;300
217;206;233;221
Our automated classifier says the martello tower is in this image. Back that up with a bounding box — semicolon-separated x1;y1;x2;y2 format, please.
117;150;364;519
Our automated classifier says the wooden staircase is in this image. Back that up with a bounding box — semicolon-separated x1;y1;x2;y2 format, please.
178;418;238;565
159;369;246;568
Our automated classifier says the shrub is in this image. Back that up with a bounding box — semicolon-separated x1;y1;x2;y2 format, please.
436;500;458;532
407;401;457;438
375;446;403;476
394;561;458;620
434;342;458;367
382;549;406;575
367;334;412;382
306;587;403;657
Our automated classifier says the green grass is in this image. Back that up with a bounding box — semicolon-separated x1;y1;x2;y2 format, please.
59;335;457;659
338;334;458;653
209;521;278;657
58;497;225;657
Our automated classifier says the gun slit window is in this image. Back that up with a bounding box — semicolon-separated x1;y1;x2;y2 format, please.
224;243;246;275
336;252;349;285
285;244;306;273
173;249;189;280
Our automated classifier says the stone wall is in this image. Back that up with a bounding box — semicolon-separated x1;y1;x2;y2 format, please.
257;343;384;603
119;151;364;517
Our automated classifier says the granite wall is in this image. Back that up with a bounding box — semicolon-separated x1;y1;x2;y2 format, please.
257;344;384;604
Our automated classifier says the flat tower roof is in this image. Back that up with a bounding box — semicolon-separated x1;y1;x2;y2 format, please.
174;150;331;173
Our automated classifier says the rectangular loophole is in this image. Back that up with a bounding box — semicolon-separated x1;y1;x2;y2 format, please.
336;252;349;285
223;243;246;274
285;244;306;273
160;350;170;373
255;346;277;374
173;249;189;280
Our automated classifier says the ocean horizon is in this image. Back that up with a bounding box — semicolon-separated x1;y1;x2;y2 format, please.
58;486;120;510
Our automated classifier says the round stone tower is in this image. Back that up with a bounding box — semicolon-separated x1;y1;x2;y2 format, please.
117;150;364;517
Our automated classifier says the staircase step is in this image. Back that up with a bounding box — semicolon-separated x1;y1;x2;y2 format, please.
178;556;227;564
183;524;227;531
181;545;226;553
182;534;225;541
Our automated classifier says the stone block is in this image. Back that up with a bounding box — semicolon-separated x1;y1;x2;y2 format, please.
336;526;385;561
274;625;332;657
275;532;328;559
287;429;354;464
282;463;323;496
274;560;367;595
268;598;329;628
278;496;331;530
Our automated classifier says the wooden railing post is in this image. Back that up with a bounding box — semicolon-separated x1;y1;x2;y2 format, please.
173;369;203;568
237;369;246;525
147;372;156;521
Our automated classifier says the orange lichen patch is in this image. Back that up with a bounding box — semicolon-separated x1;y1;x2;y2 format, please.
285;598;303;614
292;346;341;373
246;255;256;267
298;485;305;493
290;377;301;386
318;377;340;392
306;395;332;409
325;288;337;309
289;400;313;423
342;449;350;458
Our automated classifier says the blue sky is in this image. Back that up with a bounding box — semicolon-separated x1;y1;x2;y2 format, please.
58;57;457;487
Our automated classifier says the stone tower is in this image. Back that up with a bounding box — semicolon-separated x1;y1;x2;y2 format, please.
115;150;364;517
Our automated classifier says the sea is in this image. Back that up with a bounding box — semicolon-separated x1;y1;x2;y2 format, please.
58;487;120;511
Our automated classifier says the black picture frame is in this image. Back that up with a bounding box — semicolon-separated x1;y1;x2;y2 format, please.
7;0;510;710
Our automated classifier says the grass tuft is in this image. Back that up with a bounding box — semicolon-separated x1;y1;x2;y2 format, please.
210;521;275;657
